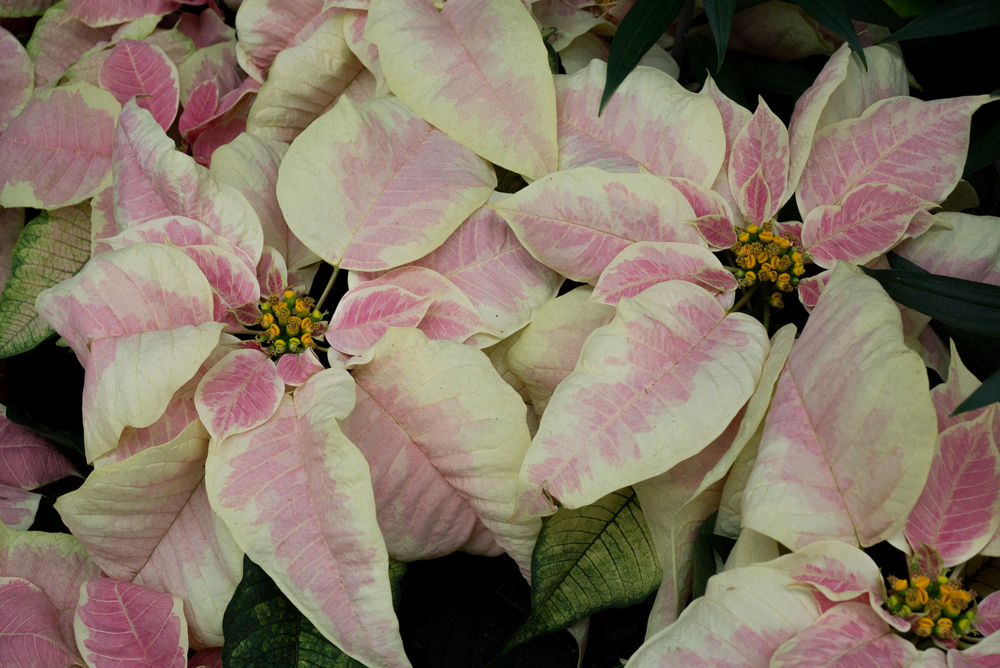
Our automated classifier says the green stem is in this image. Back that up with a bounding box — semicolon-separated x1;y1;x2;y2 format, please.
728;283;760;313
723;265;740;272
762;300;771;332
318;264;341;311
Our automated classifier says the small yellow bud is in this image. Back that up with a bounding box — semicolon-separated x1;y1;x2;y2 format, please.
756;251;769;265
937;575;951;585
288;337;301;353
268;323;280;338
760;263;772;275
301;333;314;348
893;579;908;592
758;231;774;243
284;290;295;300
769;292;784;309
286;317;301;336
776;237;790;249
747;225;759;234
295;299;308;314
312;310;323;321
918;617;935;630
300;318;313;333
261;313;275;326
791;251;802;263
914;576;931;590
739;232;750;243
273;339;287;351
744;271;757;283
792;264;806;277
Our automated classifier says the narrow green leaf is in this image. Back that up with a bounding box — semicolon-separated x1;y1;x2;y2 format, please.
601;0;687;114
704;0;736;70
835;0;905;30
792;0;868;68
691;511;719;602
954;366;1000;415
881;0;1000;43
733;0;768;11
860;266;1000;337
498;488;662;655
688;33;748;108
728;54;818;100
222;556;405;668
885;0;939;18
966;115;1000;176
0;204;91;359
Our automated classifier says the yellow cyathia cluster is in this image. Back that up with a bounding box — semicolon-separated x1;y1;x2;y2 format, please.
731;221;804;310
256;290;327;356
885;573;977;640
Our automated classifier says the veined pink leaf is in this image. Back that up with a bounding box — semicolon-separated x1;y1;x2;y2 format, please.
801;183;931;267
728;96;789;223
0;0;59;17
0;577;81;668
275;348;324;386
195;348;283;442
770;603;919;668
105;215;255;275
234;0;329;82
532;0;613;51
931;344;995;436
555;60;725;188
366;0;558;180
629;562;821;666
25;3;118;89
177;42;241;109
742;263;938;550
75;578;188;668
797;95;992;215
904;412;1000;567
954;634;1000;667
506;286;615;415
67;0;182;27
0;413;78;490
974;591;1000;636
0;82;120;210
0;524;102;653
896;211;1000;287
491;168;707;283
342;327;538;571
660;176;737;249
206;368;411;668
100;40;180;130
0;485;41;530
0;28;33;133
818;45;909;129
246;11;365;145
326;284;433;356
702;74;751;166
278;95;495;271
338;12;387;92
178;81;219;140
591;242;737;308
176;6;233;49
519;280;769;512
99;392;201;467
256;246;287;297
183;78;259;155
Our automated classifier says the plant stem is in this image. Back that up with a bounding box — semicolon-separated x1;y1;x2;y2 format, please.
318;264;341;310
672;0;696;69
762;300;771;332
728;283;760;313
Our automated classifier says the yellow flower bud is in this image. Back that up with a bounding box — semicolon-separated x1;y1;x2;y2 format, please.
744;271;757;283
739;232;750;243
918;617;935;631
792;264;806;277
758;231;774;243
284;290;296;300
776;237;790;249
914;576;931;590
268;323;280;338
743;254;756;269
747;225;759;234
261;313;275;326
893;579;908;592
791;251;802;263
301;333;314;348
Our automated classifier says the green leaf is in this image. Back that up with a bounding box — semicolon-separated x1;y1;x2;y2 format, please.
704;0;736;70
688;33;748;108
601;0;687;114
691;511;719;602
885;0;938;18
0;204;91;359
498;488;662;656
728;54;818;100
966;115;1000;176
881;0;1000;43
222;555;406;668
860;265;1000;337
494;164;528;194
3;403;86;465
792;0;868;68
954;367;1000;414
836;0;905;31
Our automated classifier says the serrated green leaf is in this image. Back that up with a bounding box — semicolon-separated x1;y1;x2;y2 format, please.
690;511;719;602
498;488;661;656
0;203;91;359
966;115;1000;176
601;0;687;114
881;0;1000;43
704;0;736;70
860;265;1000;337
792;0;868;68
688;33;748;108
223;555;406;668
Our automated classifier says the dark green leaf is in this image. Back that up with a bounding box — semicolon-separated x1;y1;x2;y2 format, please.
687;33;748;108
691;511;719;601
223;556;405;668
541;27;560;75
836;0;905;30
885;0;938;18
966;115;1000;176
498;488;662;656
733;0;768;10
792;0;867;68
728;54;818;100
601;0;687;114
881;0;1000;43
860;266;1000;337
954;366;1000;414
704;0;736;70
3;403;86;465
494;164;528;194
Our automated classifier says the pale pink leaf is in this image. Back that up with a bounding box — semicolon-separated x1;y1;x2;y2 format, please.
770;603;919;668
491;168;707;283
99;392;202;467
90;183;118;255
206;368;411;668
742;263;938;549
661;176;737;250
0;0;58;17
953;634;1000;667
0;577;81;668
591;241;737;308
0;413;78;490
195;348;283;442
532;0;613;51
0;83;120;209
99;40;180;130
797;95;992;214
0;28;33;133
105;215;255;275
67;0;182;27
904;413;1000;567
728;96;789;224
74;578;187;668
183;78;259;152
256;246;287;297
555;60;725;188
518;280;769;512
817;45;909;130
801;182;931;267
234;0;329;82
338;12;387;91
275;349;324;386
702;73;751;166
326;284;433;356
796;269;830;312
178;81;219;140
0;485;41;530
559;32;608;75
975;591;1000;636
176;7;233;49
366;0;558;181
25;3;118;89
896;211;1000;287
278;95;495;271
931;343;997;438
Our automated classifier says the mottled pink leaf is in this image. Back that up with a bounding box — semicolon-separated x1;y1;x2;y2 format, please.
68;0;183;27
176;7;233;49
802;183;931;267
195;348;282;441
931;344;997;437
25;3;118;89
179;81;219;140
75;578;187;668
555;60;725;188
0;28;33;133
0;485;40;530
519;280;769;512
192;116;247;167
954;634;1000;667
275;348;324;386
106;215;255;274
816;45;909;131
367;0;558;180
0;0;58;17
182;77;259;150
206;368;411;668
728;97;789;223
234;0;329;82
0;413;78;490
100;40;180;130
0;577;80;668
797;95;992;214
326;284;433;355
702;73;751;167
491;168;707;283
896;211;1000;288
591;242;737;308
99;391;201;467
975;591;1000;636
0;82;120;209
256;246;287;297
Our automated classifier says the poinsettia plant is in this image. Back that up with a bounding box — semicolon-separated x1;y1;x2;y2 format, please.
0;0;999;666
